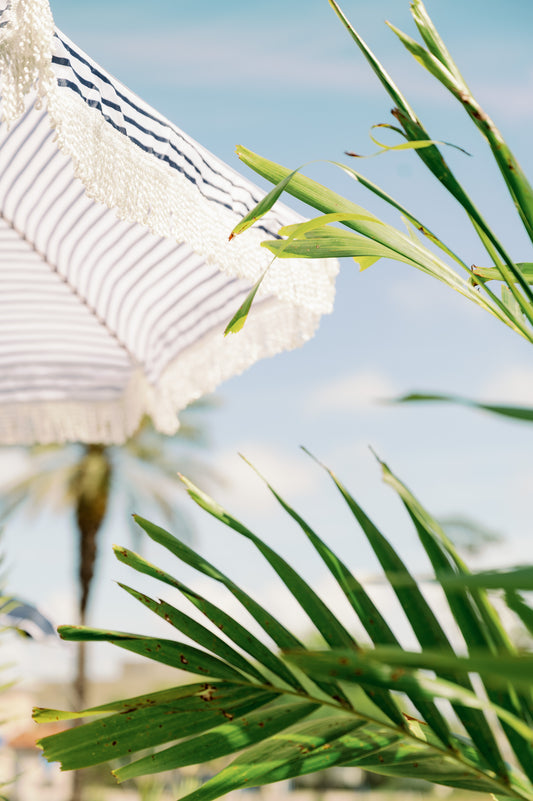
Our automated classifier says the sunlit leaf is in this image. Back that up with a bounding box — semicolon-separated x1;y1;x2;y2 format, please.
229;166;304;240
58;625;247;681
119;583;269;683
114;544;301;690
39;682;278;770
113;699;318;782
224;270;267;335
473;263;533;284
285;650;533;743
176;715;373;801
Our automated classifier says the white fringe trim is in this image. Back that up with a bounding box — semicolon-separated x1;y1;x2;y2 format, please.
0;0;339;445
0;298;321;444
0;0;338;315
47;86;337;315
0;0;55;121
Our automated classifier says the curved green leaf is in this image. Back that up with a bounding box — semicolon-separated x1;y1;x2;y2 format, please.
39;682;278;770
353;647;533;696
113;699;319;782
229;165;305;239
119;583;269;683
245;456;448;741
379;458;533;779
34;682;222;723
114;544;301;691
285;650;533;744
437;569;533;593
224;271;267;335
176;715;373;801
178;476;357;707
131;516;307;659
395;392;533;424
315;458;509;774
506;591;533;637
473;264;533;284
262;231;404;262
58;625;247;682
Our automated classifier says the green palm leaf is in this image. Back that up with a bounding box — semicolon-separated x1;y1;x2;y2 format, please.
34;458;533;801
113;698;319;783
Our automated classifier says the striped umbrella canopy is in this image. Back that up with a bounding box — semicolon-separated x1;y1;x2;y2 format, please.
0;0;337;445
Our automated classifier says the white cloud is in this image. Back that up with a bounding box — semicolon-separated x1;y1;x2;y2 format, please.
480;365;533;405
308;369;397;415
208;442;320;514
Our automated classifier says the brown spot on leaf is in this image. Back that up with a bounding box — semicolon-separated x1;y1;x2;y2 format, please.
180;655;189;665
403;713;426;724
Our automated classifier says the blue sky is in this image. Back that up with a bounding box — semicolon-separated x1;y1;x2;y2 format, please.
4;0;533;681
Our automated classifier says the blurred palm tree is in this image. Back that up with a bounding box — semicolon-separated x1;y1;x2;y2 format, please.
0;401;218;709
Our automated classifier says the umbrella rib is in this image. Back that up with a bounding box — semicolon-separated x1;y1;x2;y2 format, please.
1;209;142;371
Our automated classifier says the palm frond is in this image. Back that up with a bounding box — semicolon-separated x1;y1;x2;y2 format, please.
33;460;533;800
227;0;533;341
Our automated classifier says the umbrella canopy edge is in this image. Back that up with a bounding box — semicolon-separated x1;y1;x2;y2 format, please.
0;0;338;315
0;297;321;445
0;0;339;445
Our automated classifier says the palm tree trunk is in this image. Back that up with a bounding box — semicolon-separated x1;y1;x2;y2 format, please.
70;444;111;801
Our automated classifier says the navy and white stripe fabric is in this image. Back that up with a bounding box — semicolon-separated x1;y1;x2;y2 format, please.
0;0;337;444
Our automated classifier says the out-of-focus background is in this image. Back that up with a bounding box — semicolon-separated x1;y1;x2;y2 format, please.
1;0;532;797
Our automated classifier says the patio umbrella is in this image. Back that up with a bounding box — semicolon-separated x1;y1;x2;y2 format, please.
0;0;338;446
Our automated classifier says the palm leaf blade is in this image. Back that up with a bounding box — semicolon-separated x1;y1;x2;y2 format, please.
39;683;278;770
119;583;269;683
175;716;373;801
114;544;301;690
381;462;533;779
58;626;247;682
320;463;509;775
113;699;319;782
254;464;449;739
